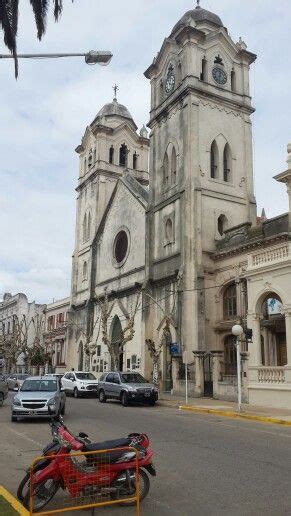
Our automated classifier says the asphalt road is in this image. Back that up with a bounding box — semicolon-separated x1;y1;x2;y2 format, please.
1;393;291;515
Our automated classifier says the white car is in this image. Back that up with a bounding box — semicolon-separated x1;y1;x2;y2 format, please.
61;371;99;398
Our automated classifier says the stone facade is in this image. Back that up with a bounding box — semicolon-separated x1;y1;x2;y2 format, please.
42;297;70;374
0;293;45;373
66;5;291;410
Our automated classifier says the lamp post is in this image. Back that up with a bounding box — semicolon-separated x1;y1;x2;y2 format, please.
232;324;244;412
0;50;113;66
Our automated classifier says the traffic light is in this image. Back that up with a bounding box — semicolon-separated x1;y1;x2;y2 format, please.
245;328;253;342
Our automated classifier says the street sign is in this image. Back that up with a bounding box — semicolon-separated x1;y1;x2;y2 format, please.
170;343;181;356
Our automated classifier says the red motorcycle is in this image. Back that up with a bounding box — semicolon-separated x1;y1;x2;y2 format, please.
18;413;156;511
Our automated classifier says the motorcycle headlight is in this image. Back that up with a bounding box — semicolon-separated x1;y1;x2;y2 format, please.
13;397;21;406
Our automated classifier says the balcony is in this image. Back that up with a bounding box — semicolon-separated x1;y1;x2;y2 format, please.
247;242;290;271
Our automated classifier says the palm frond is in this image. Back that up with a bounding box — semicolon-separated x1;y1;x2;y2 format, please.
29;0;49;40
0;0;19;77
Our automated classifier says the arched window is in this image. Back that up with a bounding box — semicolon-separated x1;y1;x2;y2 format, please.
231;69;236;92
88;151;92;168
133;152;138;170
163;152;169;187
200;57;207;81
210;140;218;179
82;213;87;243
223;143;231;182
119;144;128;167
171;147;177;184
84;157;87;172
93;148;96;162
87;212;91;240
83;261;88;280
223;282;237;320
109;146;114;164
218;214;228;236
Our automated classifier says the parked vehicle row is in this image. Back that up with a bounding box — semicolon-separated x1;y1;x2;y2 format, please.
2;369;159;420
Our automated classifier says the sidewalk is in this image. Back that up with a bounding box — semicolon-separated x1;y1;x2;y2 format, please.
158;392;291;425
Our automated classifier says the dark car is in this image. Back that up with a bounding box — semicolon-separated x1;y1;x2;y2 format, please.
97;371;158;406
0;375;8;406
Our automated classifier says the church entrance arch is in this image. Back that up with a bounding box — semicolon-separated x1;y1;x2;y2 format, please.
111;316;124;371
259;293;286;366
78;342;84;371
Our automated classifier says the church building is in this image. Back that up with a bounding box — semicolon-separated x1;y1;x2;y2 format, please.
67;4;291;410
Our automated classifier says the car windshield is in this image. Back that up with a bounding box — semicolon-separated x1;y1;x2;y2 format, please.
21;379;57;392
121;373;148;384
75;373;96;380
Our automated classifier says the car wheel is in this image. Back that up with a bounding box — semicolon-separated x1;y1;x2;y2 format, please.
121;392;128;407
99;390;107;403
0;393;4;407
73;388;80;399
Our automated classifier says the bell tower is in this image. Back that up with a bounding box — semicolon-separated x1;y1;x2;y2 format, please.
144;3;257;356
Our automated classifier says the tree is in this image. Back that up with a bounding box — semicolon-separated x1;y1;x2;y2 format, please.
0;0;72;77
145;272;182;386
0;314;33;372
101;289;141;371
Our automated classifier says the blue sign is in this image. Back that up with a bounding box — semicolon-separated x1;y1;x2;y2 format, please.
170;343;181;356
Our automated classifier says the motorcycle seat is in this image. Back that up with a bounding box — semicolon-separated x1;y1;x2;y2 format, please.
84;438;131;454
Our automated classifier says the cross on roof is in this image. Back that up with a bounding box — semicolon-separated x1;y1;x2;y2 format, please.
113;84;119;101
196;0;200;6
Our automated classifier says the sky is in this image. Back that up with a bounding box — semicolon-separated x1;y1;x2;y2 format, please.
0;0;290;304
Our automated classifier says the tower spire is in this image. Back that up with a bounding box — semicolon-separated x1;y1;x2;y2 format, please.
196;0;200;7
113;84;119;101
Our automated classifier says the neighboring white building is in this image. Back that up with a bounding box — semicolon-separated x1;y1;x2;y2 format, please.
43;297;70;374
0;292;45;372
66;4;291;410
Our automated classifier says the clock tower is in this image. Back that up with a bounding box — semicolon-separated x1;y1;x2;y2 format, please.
144;4;257;366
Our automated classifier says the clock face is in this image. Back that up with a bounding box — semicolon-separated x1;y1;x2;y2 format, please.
165;73;175;94
212;66;227;85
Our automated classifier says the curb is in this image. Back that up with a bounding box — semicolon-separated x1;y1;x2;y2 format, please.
178;405;291;426
0;485;29;515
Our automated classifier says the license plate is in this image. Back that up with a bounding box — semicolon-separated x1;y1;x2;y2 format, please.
29;410;35;415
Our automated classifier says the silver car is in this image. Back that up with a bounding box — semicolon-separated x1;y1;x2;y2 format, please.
7;373;29;390
97;371;159;406
11;376;66;422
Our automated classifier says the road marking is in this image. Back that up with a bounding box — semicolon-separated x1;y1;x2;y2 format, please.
8;427;43;447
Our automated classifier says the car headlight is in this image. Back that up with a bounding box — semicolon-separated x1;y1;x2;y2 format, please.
13;397;21;406
48;398;57;406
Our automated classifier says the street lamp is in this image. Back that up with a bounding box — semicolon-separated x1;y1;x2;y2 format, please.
232;324;244;413
0;50;113;66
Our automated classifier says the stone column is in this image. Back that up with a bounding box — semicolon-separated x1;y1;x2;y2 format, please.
284;311;291;366
171;357;180;394
241;352;249;403
192;351;205;397
262;328;269;366
211;351;223;400
249;314;262;366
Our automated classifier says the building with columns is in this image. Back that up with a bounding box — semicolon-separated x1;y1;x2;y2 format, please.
67;3;291;409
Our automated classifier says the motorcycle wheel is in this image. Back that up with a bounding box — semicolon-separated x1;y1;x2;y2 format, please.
17;472;30;502
22;478;60;511
113;469;150;506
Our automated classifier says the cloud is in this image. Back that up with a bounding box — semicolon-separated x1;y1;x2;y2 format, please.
0;0;290;302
